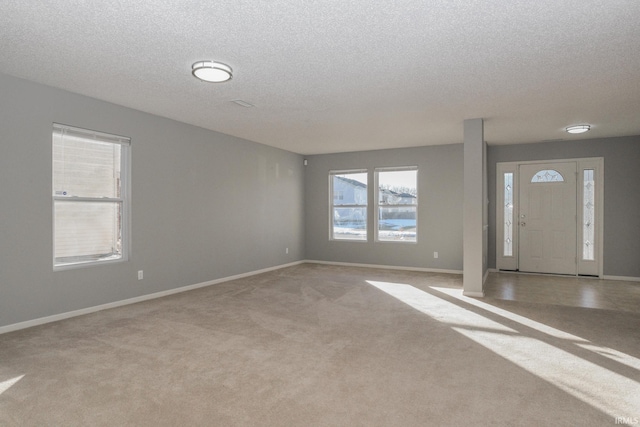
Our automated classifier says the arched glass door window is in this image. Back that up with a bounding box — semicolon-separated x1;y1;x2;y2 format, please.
531;169;564;182
531;169;564;183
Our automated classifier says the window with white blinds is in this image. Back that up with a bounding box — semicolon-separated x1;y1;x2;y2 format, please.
52;123;130;269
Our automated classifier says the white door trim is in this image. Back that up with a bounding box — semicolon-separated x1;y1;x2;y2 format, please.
496;157;604;277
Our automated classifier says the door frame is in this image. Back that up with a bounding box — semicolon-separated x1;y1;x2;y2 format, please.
496;157;604;277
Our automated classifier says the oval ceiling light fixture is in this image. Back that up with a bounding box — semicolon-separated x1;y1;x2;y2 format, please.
192;61;233;83
565;124;591;134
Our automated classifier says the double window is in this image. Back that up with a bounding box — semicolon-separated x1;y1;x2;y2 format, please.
330;167;418;242
52;124;130;269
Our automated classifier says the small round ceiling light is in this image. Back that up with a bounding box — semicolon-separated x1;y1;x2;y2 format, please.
192;61;232;83
565;125;591;134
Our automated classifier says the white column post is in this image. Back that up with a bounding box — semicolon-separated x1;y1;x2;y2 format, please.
463;118;485;297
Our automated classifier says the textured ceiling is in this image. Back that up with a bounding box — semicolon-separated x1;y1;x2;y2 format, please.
1;1;639;154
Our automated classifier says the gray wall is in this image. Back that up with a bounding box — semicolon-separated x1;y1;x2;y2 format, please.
488;136;640;277
3;71;637;330
304;145;463;271
0;73;305;328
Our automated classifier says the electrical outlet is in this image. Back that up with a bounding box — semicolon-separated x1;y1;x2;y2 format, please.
138;270;143;280
434;252;439;259
286;248;289;254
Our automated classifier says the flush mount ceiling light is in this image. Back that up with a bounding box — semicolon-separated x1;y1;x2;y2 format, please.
192;61;232;83
565;125;591;134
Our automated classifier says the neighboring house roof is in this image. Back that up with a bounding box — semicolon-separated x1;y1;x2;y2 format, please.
335;176;367;189
397;192;416;200
336;177;415;195
379;189;416;205
335;176;416;203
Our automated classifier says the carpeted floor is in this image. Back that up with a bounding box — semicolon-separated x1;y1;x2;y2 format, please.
1;264;639;426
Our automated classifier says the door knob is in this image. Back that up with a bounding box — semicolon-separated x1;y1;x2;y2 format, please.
521;222;526;227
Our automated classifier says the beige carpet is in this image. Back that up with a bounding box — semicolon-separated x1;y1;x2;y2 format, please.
1;264;639;426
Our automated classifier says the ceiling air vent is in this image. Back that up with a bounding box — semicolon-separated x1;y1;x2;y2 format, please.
231;100;254;108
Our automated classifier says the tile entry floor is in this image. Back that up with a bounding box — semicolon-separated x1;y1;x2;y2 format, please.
484;272;640;313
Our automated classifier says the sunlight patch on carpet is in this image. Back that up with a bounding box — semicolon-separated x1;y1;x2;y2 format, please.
435;286;640;373
0;375;25;396
366;280;640;419
575;344;640;371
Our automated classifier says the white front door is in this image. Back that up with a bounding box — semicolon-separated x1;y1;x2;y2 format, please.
518;162;577;275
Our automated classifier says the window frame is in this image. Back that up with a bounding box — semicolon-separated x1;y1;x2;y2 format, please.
329;169;368;242
52;123;131;270
374;166;418;243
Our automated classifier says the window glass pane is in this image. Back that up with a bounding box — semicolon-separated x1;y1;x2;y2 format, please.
504;172;513;257
378;170;417;205
54;201;122;264
332;173;367;206
376;168;417;242
332;207;367;240
378;206;416;242
331;171;367;240
53;132;122;198
583;169;595;261
531;169;564;183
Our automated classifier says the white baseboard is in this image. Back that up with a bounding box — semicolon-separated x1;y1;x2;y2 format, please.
602;275;640;282
0;260;306;336
304;259;463;275
491;270;640;283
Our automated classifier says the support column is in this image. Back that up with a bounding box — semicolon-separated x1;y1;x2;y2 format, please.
463;118;485;297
